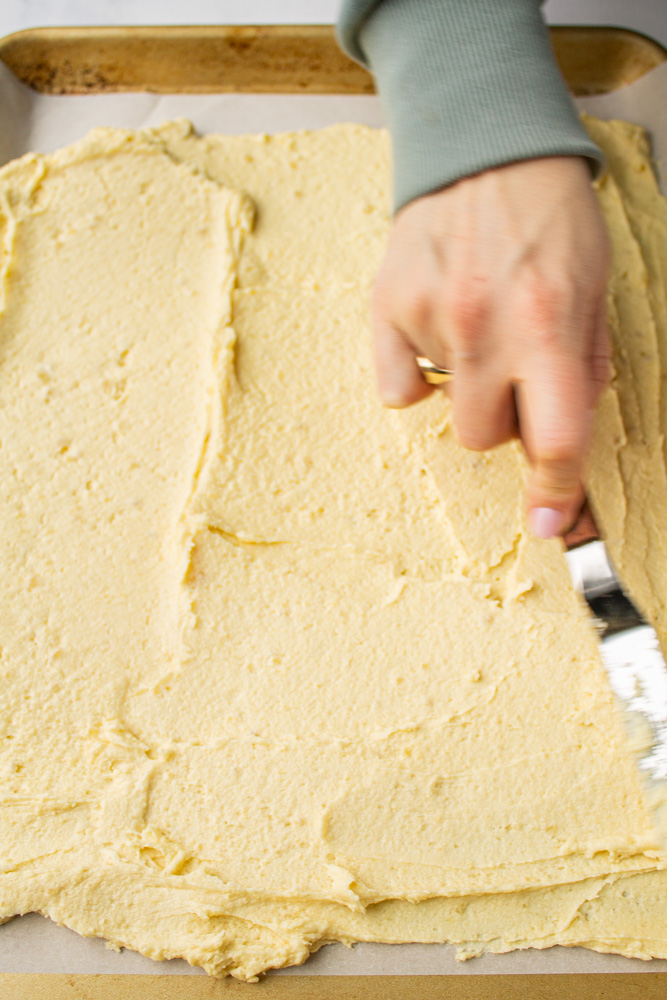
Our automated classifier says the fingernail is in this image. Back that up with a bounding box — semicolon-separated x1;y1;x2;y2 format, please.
529;507;565;540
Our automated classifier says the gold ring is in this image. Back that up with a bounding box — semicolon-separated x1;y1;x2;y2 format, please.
416;356;455;386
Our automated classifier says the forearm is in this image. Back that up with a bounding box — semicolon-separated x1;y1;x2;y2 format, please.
337;0;603;211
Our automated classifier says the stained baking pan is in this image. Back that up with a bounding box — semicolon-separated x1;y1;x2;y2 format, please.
0;24;664;96
0;22;665;1000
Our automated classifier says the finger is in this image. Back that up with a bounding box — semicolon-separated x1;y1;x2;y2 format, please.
372;318;433;408
426;280;515;450
517;362;591;539
452;358;516;451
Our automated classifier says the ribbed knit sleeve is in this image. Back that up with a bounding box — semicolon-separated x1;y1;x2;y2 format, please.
337;0;603;211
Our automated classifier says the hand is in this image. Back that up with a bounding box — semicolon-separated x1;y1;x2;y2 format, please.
371;156;611;539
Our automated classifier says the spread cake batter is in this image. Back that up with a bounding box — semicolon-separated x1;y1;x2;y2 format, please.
1;115;667;979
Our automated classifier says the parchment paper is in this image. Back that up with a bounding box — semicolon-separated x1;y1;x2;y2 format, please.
1;56;667;978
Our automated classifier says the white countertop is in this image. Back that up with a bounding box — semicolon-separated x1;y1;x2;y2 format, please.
0;0;666;49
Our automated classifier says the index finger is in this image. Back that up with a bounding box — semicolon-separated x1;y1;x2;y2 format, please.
517;359;591;539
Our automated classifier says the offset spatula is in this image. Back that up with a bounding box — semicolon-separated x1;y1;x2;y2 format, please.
564;505;667;846
417;355;667;846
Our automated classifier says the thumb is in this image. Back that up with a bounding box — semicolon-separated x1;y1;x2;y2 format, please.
517;366;590;539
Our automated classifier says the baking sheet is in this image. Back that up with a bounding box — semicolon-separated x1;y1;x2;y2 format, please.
1;56;667;979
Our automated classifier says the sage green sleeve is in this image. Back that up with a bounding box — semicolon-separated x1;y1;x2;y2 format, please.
337;0;603;211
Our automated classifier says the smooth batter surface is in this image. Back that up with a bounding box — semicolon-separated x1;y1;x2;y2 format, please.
1;117;667;979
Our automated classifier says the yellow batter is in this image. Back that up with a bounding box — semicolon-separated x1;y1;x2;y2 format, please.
0;116;667;979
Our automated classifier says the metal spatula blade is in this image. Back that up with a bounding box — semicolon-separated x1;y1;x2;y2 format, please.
565;505;667;847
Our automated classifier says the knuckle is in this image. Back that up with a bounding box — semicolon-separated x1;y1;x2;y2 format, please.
539;438;579;466
536;448;580;495
446;283;488;360
448;283;488;331
539;478;578;501
516;268;571;347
